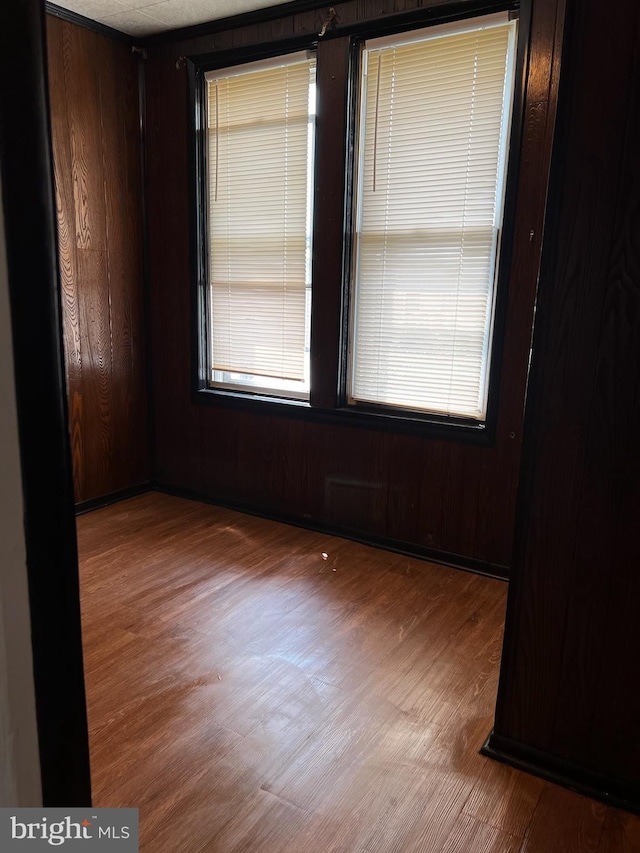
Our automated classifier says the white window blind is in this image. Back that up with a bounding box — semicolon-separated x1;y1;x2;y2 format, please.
205;53;316;397
350;14;518;419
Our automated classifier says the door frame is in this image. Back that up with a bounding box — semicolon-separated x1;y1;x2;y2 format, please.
0;0;92;806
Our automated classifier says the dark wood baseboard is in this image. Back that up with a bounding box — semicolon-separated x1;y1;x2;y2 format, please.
75;483;152;515
482;731;640;816
152;482;510;581
73;480;509;578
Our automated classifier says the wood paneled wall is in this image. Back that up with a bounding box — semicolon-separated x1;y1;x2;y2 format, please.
47;16;149;504
492;0;640;805
145;0;564;573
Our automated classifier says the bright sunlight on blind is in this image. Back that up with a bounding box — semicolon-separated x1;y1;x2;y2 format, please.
205;53;316;397
350;14;518;419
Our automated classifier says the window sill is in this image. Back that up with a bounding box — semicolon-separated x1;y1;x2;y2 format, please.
193;386;493;445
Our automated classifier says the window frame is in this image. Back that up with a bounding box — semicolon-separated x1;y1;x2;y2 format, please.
344;12;520;421
203;50;317;401
188;0;530;445
187;35;319;402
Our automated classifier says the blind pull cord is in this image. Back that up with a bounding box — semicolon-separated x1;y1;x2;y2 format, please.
214;82;219;203
372;54;382;193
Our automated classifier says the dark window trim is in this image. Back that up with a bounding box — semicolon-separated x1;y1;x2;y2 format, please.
187;35;319;408
144;0;343;48
337;36;364;407
188;0;530;446
484;0;531;435
338;1;530;435
145;0;518;48
186;33;320;78
329;0;519;42
191;387;491;443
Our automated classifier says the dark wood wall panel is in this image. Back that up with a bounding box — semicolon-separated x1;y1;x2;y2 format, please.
47;16;149;503
146;0;564;572
493;0;640;800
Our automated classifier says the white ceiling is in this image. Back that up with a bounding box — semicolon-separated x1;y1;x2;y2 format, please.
53;0;290;37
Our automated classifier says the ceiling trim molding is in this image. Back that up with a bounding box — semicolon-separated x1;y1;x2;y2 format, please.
141;0;333;46
45;2;134;43
44;0;507;48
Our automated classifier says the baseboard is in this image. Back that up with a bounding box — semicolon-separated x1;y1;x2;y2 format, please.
75;483;152;515
152;482;510;581
482;731;640;815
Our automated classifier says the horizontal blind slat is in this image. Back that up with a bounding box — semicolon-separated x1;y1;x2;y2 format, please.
207;56;315;387
351;18;517;418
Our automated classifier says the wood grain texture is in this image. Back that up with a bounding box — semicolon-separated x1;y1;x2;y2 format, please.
598;809;640;853
474;0;567;563
520;787;606;853
146;0;565;572
77;493;640;851
47;17;86;497
310;35;350;409
438;814;520;853
493;0;640;804
0;0;92;805
463;760;545;838
146;43;202;492
46;15;149;503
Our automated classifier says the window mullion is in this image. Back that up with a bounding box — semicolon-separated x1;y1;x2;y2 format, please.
309;36;351;409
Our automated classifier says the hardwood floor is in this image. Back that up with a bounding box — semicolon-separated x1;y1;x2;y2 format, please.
77;492;640;852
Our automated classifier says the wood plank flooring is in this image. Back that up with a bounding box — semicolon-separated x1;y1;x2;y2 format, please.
76;492;640;852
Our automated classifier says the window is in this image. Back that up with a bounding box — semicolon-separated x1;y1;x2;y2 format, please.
350;15;518;419
192;6;522;434
204;53;316;399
